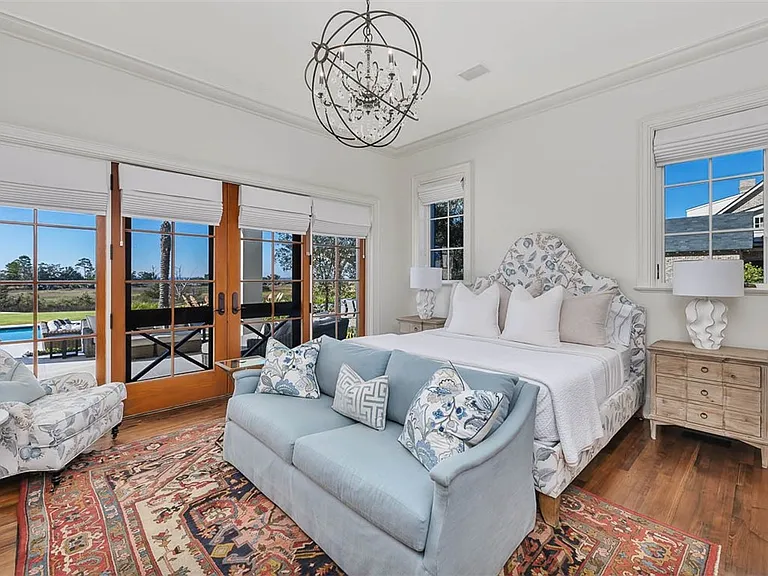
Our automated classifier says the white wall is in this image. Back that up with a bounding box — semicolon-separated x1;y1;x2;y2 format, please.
0;34;410;335
400;41;768;349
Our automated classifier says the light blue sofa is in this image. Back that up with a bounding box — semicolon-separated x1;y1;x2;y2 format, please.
223;336;537;576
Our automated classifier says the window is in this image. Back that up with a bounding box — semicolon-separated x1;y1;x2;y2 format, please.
0;207;101;379
240;230;304;357
312;235;365;339
413;162;472;282
125;218;214;381
639;96;768;289
429;199;464;280
662;150;765;284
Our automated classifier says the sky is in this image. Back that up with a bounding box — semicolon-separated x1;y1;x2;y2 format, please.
0;211;288;279
664;149;764;218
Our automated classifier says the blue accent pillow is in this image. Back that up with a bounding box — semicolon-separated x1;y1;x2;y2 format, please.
257;338;321;399
398;367;509;470
315;336;391;397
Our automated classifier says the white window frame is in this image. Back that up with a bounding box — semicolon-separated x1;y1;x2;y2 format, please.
637;87;768;292
411;162;473;283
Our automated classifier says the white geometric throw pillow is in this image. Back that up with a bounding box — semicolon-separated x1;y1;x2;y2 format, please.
257;338;321;398
331;363;389;430
398;367;509;471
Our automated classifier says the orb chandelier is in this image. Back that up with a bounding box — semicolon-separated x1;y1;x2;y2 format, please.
304;0;431;148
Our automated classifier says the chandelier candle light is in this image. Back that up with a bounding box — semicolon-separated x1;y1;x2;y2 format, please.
410;266;443;320
305;0;431;148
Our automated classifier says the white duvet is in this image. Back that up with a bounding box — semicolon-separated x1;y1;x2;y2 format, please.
354;330;625;466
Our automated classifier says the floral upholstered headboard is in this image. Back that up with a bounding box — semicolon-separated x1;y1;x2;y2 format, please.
473;232;646;379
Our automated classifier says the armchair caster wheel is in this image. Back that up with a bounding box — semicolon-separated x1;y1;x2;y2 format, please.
111;424;120;441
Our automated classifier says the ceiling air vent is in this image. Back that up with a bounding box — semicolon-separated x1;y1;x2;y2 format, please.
458;64;490;81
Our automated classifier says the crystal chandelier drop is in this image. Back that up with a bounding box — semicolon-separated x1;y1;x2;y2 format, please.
305;0;431;148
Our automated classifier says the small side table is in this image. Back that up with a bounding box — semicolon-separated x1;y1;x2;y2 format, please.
397;315;446;335
0;408;9;427
215;356;266;375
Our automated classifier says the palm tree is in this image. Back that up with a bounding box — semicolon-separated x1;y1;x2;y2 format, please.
158;221;171;308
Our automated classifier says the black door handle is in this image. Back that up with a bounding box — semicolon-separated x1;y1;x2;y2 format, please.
232;292;240;314
216;292;226;315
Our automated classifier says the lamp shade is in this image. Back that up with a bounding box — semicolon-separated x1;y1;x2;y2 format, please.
410;267;443;290
673;259;744;298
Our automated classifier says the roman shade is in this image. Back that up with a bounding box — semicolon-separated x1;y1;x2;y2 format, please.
312;198;371;238
417;175;464;205
0;143;110;215
654;105;768;165
239;186;312;235
120;165;223;226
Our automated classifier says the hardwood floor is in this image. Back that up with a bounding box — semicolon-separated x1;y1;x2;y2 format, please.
1;401;766;575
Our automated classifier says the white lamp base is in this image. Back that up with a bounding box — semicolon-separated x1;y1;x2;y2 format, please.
685;297;728;350
416;289;436;320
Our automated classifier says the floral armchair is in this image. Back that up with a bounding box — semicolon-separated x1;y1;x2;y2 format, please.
0;349;126;484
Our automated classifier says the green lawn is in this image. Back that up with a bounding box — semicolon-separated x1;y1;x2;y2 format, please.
0;310;95;326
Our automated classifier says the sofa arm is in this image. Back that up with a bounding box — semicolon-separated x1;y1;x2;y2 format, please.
41;372;97;394
232;369;263;396
423;382;538;576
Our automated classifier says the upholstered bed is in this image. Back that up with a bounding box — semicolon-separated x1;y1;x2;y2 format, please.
357;232;646;524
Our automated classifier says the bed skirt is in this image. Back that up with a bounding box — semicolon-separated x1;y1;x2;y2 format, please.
533;374;645;498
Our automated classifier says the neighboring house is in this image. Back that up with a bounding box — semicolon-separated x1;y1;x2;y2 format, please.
666;179;764;267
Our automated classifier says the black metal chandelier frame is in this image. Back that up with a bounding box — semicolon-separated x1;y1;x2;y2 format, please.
304;0;431;148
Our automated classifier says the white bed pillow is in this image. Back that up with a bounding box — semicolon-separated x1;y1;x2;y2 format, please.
445;282;501;338
501;285;565;347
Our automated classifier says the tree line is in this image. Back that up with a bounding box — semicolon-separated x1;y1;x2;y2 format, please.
1;255;96;282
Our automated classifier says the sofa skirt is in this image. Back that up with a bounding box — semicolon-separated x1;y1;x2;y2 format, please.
223;420;429;576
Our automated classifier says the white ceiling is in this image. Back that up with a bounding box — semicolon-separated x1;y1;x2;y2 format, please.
3;1;768;149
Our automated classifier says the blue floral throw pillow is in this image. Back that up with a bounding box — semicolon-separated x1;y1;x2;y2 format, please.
257;338;321;399
398;367;509;471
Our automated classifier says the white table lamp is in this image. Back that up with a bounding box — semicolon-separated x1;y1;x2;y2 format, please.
673;259;744;350
410;267;443;319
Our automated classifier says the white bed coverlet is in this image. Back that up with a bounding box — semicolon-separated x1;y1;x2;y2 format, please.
354;330;618;465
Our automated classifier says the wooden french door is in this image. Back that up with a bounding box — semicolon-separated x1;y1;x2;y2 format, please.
111;171;235;415
111;175;367;414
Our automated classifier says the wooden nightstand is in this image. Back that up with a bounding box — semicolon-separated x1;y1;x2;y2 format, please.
648;340;768;468
396;315;446;334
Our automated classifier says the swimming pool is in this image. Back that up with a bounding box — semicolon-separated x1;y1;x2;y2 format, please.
0;325;41;343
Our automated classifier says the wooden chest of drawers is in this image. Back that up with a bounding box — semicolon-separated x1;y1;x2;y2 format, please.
648;340;768;468
396;315;446;334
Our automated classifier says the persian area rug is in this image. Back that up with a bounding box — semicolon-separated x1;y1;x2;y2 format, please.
16;422;720;576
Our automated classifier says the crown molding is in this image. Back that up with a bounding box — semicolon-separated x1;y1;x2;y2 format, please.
0;13;353;144
392;17;768;158
3;11;768;160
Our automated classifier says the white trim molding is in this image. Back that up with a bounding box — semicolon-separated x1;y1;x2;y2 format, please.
411;161;473;282
636;84;768;289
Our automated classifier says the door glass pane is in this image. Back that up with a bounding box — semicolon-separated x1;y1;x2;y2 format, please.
273;242;298;280
0;284;34;336
130;232;164;280
38;337;95;380
172;326;211;375
339;247;358;280
174;222;210;236
37;211;96;227
0;225;34;280
38;284;95;325
313;282;336;313
129;331;173;381
242;239;267;281
0;207;33;223
174;235;210;280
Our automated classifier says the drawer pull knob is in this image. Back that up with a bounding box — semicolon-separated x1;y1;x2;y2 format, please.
700;412;708;419
700;389;709;397
700;366;709;373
